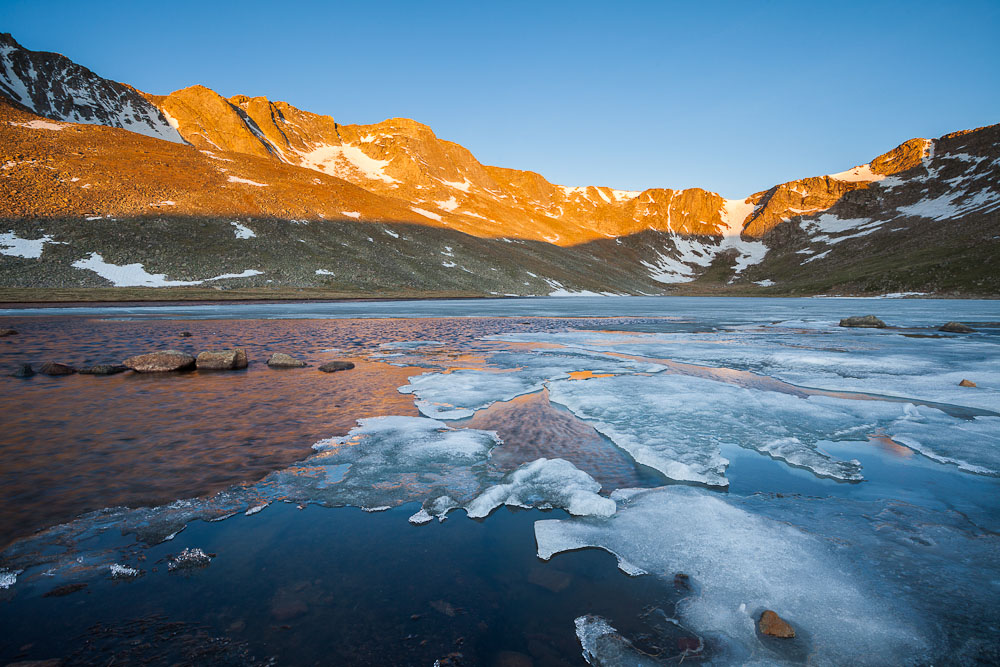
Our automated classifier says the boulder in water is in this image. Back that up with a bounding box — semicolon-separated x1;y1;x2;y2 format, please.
939;322;975;333
759;609;795;638
123;350;196;373
267;353;306;368
38;362;76;376
10;363;34;378
79;364;128;375
319;360;355;373
839;315;886;328
196;348;249;370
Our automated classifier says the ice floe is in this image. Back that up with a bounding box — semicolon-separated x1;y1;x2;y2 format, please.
399;349;664;419
465;458;615;518
495;327;1000;413
547;374;867;484
537;486;956;665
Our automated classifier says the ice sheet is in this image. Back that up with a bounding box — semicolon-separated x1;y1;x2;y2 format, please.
398;349;664;419
547;374;872;484
537;486;954;665
494;327;1000;413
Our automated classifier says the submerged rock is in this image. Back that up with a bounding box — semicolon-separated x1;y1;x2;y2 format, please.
266;352;306;368
490;650;534;667
759;610;796;638
319;360;355;373
0;328;18;337
939;321;975;333
38;362;76;376
839;315;886;328
78;364;128;375
959;379;977;387
42;583;88;598
196;348;249;370
123;350;196;373
10;363;34;378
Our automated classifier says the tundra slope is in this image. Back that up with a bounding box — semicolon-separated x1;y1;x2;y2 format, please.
1;33;997;296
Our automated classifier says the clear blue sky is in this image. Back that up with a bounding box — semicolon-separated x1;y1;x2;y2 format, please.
5;0;999;197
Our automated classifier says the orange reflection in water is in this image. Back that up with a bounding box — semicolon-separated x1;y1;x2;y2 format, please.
566;371;615;381
459;389;650;490
868;434;915;458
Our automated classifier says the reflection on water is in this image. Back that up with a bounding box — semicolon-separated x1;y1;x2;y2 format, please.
0;503;687;666
1;302;998;665
0;315;667;548
459;390;661;491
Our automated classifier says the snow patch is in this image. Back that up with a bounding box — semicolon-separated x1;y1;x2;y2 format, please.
227;175;268;187
827;164;886;182
412;207;442;221
0;231;62;258
230;222;256;239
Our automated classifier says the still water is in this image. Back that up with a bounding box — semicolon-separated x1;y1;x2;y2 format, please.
0;297;997;665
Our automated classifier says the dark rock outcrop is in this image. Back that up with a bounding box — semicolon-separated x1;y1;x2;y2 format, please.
78;364;128;375
267;353;306;368
319;360;355;373
38;362;76;376
759;610;795;638
839;315;886;328
123;350;196;373
939;322;975;333
10;363;34;377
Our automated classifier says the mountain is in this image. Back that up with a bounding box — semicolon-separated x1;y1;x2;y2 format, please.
1;33;998;297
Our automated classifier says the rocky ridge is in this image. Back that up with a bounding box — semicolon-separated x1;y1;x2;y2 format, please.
0;33;180;143
1;33;998;296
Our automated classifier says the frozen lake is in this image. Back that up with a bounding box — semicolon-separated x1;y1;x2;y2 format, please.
0;297;997;665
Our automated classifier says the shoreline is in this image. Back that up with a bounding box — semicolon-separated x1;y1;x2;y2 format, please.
0;287;995;309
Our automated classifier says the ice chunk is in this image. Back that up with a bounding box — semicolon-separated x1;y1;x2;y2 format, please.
286;416;502;510
537;486;931;664
547;374;866;484
574;615;662;666
492;328;1000;413
398;349;663;419
465;458;615;518
888;404;1000;475
0;568;20;589
408;508;433;525
167;547;213;571
109;563;140;578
